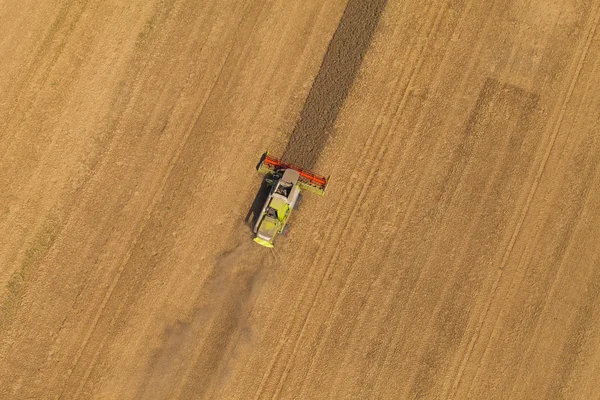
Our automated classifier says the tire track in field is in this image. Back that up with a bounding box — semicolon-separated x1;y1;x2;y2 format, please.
0;0;90;163
292;1;483;396
553;248;600;398
300;0;498;395
28;0;197;390
347;2;502;396
403;82;539;399
326;0;556;394
466;131;600;399
56;1;208;396
458;4;600;396
506;41;600;399
281;0;388;169
0;0;149;340
49;1;238;396
0;0;96;303
43;0;191;353
528;138;600;398
59;1;257;397
446;1;596;394
362;76;535;398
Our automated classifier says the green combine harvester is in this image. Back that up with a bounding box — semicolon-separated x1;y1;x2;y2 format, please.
253;153;329;248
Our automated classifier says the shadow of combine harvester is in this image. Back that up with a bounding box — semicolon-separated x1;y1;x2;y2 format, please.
244;154;273;229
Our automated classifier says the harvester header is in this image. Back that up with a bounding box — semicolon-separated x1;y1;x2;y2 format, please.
257;153;330;195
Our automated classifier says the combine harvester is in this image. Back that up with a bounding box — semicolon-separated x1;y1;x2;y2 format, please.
253;152;329;247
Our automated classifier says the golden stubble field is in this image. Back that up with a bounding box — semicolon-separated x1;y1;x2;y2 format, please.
1;0;600;399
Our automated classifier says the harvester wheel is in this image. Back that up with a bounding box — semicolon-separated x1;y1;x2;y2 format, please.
294;193;303;210
282;224;290;237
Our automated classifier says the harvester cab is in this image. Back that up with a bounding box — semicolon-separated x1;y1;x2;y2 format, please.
253;153;329;248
